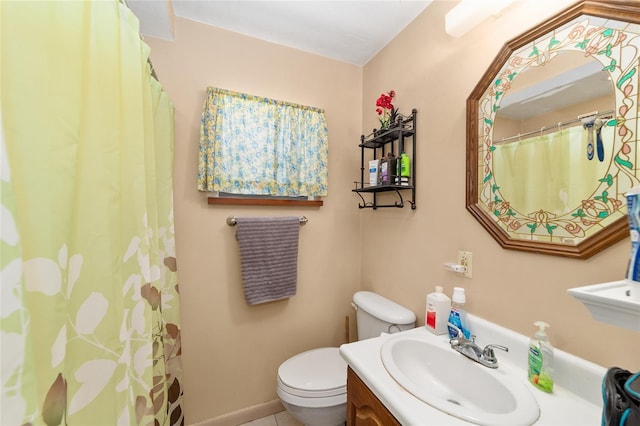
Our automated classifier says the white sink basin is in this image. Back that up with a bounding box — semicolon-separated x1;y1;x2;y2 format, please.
380;335;540;425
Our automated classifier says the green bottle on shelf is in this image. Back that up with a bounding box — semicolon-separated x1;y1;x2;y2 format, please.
398;151;410;186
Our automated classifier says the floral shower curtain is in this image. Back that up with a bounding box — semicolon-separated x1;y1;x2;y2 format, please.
1;1;183;425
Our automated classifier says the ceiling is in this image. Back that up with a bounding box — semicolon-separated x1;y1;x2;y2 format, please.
498;54;614;122
128;1;606;120
127;0;434;66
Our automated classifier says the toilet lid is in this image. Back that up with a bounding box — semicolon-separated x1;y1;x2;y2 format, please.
278;347;347;397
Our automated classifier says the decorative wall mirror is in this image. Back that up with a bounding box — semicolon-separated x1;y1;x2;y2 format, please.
466;0;640;258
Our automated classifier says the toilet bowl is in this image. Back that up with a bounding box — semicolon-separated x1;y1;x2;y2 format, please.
277;347;347;426
276;292;416;426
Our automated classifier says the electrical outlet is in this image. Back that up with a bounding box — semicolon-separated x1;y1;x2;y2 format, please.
457;251;472;278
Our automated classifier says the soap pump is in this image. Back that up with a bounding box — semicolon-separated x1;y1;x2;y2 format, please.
528;321;554;393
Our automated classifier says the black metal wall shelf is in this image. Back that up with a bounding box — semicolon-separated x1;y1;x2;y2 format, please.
353;109;417;209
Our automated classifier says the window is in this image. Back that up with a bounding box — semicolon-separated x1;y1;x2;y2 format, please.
198;87;328;199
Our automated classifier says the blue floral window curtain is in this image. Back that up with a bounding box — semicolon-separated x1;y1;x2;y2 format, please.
198;87;329;197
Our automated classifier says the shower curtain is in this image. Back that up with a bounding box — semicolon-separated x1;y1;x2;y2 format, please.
1;1;183;425
492;125;613;215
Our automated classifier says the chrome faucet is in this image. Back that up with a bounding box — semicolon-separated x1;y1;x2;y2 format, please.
448;326;508;369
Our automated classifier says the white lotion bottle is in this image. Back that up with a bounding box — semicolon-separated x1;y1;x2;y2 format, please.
425;286;451;335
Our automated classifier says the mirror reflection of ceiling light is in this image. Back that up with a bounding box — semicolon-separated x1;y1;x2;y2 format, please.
445;0;516;38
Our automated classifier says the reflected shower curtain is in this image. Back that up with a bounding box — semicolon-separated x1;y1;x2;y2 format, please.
1;1;183;425
493;126;613;215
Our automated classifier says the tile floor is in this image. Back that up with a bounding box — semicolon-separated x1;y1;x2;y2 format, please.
239;410;303;426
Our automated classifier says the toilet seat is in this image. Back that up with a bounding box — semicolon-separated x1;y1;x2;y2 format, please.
277;347;347;399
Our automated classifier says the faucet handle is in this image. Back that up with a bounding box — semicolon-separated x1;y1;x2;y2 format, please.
448;323;463;337
447;323;474;341
482;344;509;363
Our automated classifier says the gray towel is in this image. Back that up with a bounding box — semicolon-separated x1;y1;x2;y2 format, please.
235;216;300;305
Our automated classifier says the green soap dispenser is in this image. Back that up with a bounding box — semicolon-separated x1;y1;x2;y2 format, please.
396;151;410;186
400;151;410;177
528;321;554;393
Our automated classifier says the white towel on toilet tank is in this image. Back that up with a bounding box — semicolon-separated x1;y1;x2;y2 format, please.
235;216;299;305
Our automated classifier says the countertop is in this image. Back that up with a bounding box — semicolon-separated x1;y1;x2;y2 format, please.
339;314;606;425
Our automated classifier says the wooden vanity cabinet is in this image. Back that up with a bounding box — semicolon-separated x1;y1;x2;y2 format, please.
347;367;401;426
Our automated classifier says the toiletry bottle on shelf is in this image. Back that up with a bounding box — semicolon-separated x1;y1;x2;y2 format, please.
426;286;451;335
528;321;554;393
447;287;470;339
396;151;410;185
379;156;388;185
368;159;380;187
386;152;396;185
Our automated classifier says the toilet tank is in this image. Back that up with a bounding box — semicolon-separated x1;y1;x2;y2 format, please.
352;291;416;340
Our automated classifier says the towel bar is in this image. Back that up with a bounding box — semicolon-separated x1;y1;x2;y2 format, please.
226;216;308;226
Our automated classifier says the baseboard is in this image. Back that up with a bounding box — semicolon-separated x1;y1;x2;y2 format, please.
189;399;285;426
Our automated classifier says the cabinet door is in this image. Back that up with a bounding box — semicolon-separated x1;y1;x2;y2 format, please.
347;367;401;426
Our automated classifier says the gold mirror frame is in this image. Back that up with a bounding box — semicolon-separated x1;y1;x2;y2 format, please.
467;0;640;259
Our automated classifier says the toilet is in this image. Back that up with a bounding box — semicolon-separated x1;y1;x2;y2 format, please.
276;291;416;425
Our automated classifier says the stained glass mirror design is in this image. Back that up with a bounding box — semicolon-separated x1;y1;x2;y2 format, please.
466;0;640;259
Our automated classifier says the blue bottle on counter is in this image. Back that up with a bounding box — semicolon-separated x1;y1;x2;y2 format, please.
626;186;640;283
447;287;470;339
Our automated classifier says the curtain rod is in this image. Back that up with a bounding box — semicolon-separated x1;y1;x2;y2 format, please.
493;109;614;145
226;216;308;226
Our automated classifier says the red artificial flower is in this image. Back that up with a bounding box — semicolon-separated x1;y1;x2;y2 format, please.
375;90;397;129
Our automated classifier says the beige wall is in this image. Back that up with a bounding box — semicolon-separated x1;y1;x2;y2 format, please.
146;18;363;424
146;2;640;424
494;95;614;140
361;0;639;384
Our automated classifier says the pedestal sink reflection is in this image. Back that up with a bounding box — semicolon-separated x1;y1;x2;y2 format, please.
380;335;540;425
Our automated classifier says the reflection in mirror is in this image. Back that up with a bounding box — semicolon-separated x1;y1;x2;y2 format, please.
466;1;640;258
492;51;615;217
